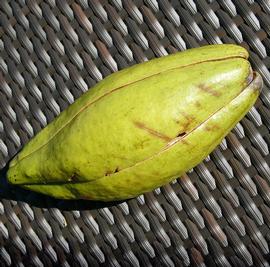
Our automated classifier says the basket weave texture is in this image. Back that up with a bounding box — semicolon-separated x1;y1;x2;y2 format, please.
0;0;270;266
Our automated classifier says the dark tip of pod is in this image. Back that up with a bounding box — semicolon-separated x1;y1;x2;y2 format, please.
246;67;254;86
248;72;263;93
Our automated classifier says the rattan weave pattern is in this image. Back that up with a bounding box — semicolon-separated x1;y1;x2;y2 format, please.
0;0;270;266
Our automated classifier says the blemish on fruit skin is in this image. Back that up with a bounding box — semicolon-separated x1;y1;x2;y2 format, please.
180;138;190;145
176;132;186;138
204;124;220;131
69;173;79;182
134;139;149;149
134;121;171;142
105;167;120;176
179;111;196;131
166;134;190;147
198;83;221;97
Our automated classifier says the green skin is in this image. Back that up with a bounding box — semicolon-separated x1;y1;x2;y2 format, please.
7;44;263;201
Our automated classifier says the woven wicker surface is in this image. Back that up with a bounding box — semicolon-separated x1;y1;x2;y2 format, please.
1;0;270;266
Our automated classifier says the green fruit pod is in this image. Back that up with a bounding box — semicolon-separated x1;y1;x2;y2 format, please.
7;44;263;201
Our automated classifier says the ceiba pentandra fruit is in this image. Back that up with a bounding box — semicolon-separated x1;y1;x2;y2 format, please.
7;44;263;201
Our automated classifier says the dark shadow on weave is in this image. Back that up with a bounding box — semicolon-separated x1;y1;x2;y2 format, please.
0;163;126;211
